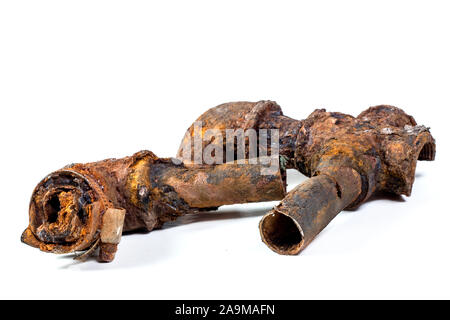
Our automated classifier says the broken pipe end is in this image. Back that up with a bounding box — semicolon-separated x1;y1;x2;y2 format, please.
259;210;304;255
259;167;362;255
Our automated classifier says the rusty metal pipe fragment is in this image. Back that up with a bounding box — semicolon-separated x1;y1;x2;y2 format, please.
22;150;286;262
260;167;361;254
179;101;436;254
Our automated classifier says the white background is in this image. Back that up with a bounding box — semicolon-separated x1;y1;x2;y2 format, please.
0;1;449;299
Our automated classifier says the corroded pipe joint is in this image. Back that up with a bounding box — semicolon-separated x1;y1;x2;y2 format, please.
296;105;436;197
179;101;436;197
180;101;436;255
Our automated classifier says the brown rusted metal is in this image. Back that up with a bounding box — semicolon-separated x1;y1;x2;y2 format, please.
178;101;301;168
179;101;436;254
260;167;362;254
22;150;286;261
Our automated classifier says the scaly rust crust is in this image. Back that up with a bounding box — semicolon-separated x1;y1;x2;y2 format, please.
22;150;286;261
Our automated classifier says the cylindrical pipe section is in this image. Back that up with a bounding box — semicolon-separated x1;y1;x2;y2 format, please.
160;163;286;208
259;167;361;255
22;150;286;258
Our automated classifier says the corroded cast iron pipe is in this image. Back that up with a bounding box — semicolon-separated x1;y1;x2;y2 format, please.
179;101;436;254
260;167;361;254
22;150;286;261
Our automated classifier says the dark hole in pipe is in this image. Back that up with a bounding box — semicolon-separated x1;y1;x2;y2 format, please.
261;211;303;254
418;142;435;161
45;195;61;224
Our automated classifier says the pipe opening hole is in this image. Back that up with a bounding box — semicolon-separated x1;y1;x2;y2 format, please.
45;194;61;224
418;142;435;161
261;212;303;254
39;190;84;244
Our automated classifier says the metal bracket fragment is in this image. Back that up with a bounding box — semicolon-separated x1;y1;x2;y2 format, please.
73;239;100;261
98;208;126;262
100;208;126;244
